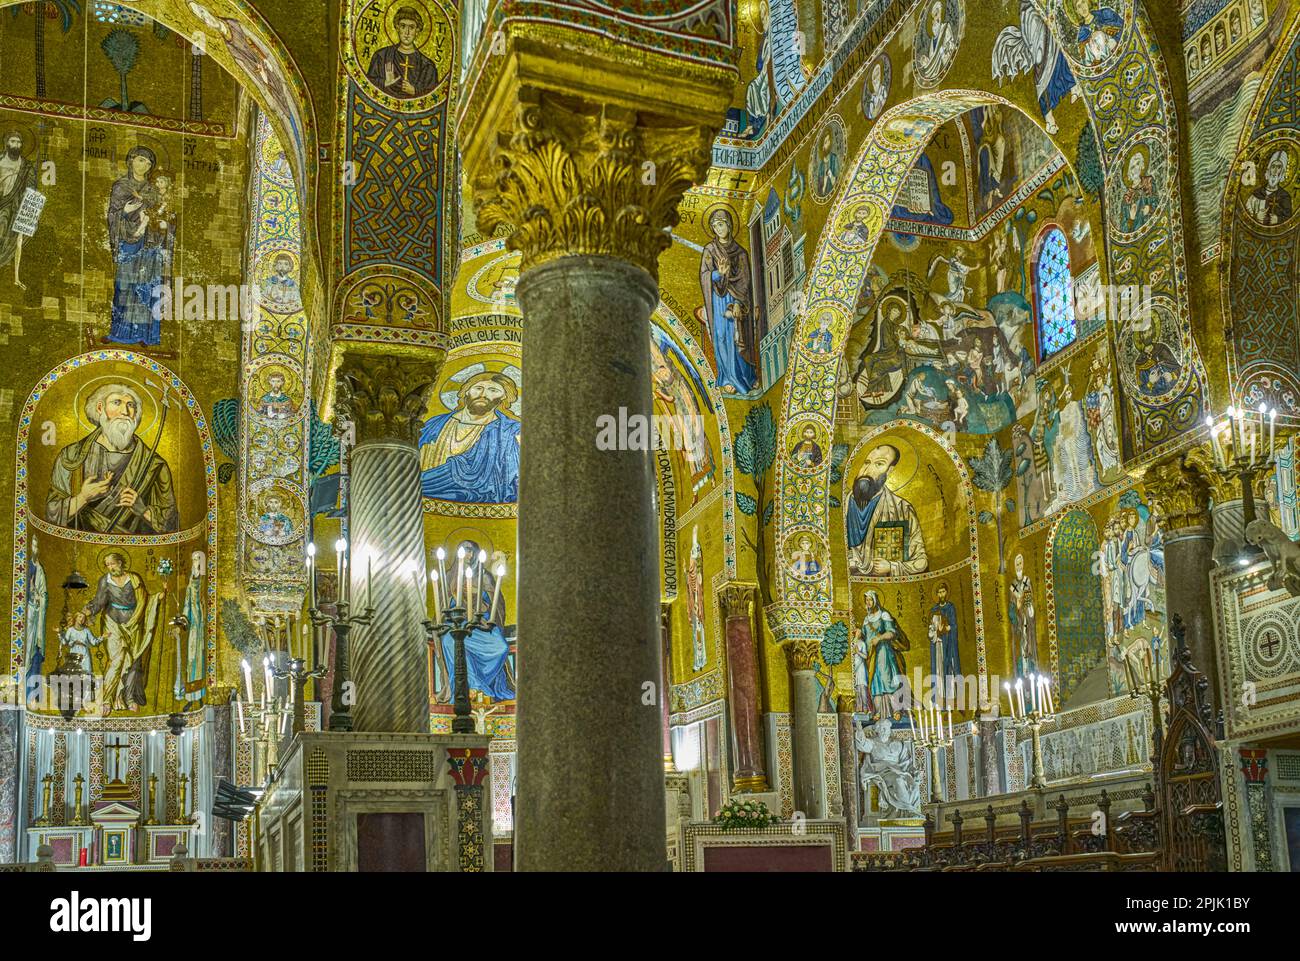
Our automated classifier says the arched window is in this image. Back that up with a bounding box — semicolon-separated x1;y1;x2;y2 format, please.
1034;226;1077;360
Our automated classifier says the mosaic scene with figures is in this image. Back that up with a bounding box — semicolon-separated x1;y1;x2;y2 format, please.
0;0;1296;895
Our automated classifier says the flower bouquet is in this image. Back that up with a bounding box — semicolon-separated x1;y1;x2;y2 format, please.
711;798;781;830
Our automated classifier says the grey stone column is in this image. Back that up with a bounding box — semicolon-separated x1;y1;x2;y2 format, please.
513;256;666;871
335;355;440;734
1144;450;1222;711
784;639;826;819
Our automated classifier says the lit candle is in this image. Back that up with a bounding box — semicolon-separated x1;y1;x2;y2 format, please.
908;706;916;740
947;708;953;740
242;659;254;702
456;546;466;608
919;704;928;741
1043;676;1055;714
1258;402;1267;458
306;542;317;610
465;567;476;617
1205;416;1225;468
1269;407;1277;462
491;563;505;624
335;537;347;604
431;570;442;614
1249;415;1258;466
235;688;246;735
1003;681;1013;719
436;547;448;598
476;549;487;612
1015;678;1025;718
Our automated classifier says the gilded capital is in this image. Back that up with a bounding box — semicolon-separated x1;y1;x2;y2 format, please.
335;353;439;448
783;638;821;674
470;87;713;277
1141;448;1213;532
719;583;757;622
458;19;735;280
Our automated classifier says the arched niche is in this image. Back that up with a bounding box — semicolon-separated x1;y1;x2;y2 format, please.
11;351;218;717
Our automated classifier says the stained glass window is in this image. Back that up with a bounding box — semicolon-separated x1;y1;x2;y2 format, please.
1035;226;1077;360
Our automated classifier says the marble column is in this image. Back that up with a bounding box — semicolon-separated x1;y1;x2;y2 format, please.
0;707;19;863
334;354;440;734
784;639;826;819
720;585;769;792
1143;448;1221;711
836;694;860;827
462;71;725;868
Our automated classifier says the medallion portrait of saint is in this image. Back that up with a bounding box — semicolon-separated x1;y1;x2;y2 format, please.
365;5;439;99
420;368;521;504
1245;148;1294;227
46;381;179;536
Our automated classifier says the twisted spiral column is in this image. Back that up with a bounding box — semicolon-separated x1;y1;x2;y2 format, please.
335;354;441;734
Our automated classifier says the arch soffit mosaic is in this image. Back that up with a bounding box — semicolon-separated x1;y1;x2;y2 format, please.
772;0;1205;632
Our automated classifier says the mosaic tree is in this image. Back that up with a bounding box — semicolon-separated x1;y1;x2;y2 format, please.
969;437;1015;574
736;402;777;607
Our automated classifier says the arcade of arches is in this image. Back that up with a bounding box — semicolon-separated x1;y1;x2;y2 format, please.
0;0;1299;876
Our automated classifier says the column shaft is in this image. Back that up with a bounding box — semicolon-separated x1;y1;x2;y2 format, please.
514;255;665;871
785;640;826;819
349;441;429;733
721;585;768;792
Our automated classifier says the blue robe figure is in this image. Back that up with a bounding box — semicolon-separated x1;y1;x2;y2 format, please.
699;208;759;395
929;592;961;696
420;408;521;503
440;558;514;703
106;146;173;347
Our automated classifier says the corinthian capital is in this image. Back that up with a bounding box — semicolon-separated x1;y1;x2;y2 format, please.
783;638;821;674
458;17;735;280
471;87;712;277
1142;448;1213;532
718;583;757;622
335;352;439;448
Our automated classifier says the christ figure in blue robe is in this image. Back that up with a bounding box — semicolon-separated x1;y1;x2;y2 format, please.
420;372;521;503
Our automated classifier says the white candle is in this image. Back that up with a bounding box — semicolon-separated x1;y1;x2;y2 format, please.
1269;408;1277;462
456;547;466;608
431;570;442;613
1258;403;1267;459
465;568;476;617
908;706;916;740
307;543;317;610
476;549;487;612
242;659;254;702
1003;681;1012;719
491;563;505;624
436;547;448;599
1044;677;1055;714
1205;417;1224;468
947;708;953;740
235;689;246;735
1015;678;1025;718
335;537;347;604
